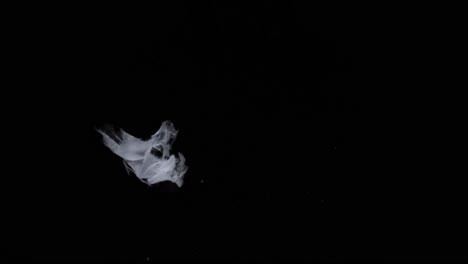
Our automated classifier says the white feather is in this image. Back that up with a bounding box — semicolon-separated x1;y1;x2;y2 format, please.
96;120;188;187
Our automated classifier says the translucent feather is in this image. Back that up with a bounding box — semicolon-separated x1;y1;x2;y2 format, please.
96;120;188;187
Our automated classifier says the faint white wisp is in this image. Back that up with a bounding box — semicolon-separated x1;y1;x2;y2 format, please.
96;120;188;187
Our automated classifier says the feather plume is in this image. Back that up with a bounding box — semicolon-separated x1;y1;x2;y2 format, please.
96;120;188;187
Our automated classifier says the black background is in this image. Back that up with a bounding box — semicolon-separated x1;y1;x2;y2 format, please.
6;2;466;262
